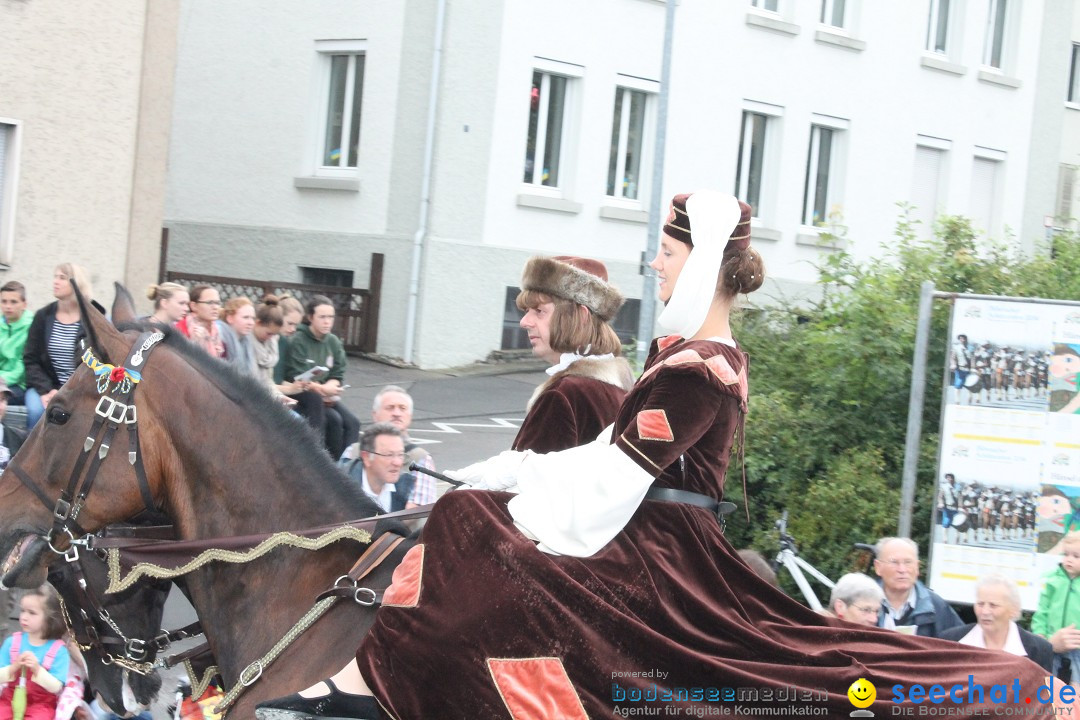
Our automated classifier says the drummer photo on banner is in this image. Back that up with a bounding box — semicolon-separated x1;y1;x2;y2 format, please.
947;332;1050;412
935;473;1036;552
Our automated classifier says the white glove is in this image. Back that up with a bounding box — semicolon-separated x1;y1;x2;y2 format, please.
446;450;531;491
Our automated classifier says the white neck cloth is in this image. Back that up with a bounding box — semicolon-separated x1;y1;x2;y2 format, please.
657;191;742;339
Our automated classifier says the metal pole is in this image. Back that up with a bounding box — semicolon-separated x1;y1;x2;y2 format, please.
898;280;935;537
635;0;676;365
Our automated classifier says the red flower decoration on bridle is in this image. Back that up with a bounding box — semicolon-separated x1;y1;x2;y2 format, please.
109;366;127;383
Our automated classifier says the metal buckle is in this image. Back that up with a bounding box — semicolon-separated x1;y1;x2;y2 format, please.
126;638;148;662
240;660;263;687
94;396;135;425
47;528;79;562
354;587;377;606
53;499;72;521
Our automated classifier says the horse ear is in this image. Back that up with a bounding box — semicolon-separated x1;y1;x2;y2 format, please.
111;283;137;325
71;280;125;366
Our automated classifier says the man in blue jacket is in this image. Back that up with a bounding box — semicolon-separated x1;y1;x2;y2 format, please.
875;536;962;638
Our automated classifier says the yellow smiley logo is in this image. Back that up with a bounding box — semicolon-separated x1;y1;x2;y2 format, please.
848;678;876;708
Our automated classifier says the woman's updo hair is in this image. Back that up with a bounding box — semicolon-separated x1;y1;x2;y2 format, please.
145;281;189;309
278;294;304;318
256;294;284;328
718;200;765;299
221;296;253;320
719;245;766;299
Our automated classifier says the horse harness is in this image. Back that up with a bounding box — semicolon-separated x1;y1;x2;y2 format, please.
10;331;163;554
8;330;206;673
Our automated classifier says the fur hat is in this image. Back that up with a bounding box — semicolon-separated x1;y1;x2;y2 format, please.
521;256;625;322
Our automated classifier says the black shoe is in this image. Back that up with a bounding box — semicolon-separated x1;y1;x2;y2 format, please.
254;679;382;720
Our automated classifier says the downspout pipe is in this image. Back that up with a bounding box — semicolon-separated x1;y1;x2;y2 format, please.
403;0;447;365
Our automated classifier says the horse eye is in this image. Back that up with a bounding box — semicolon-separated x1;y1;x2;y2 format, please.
47;408;71;425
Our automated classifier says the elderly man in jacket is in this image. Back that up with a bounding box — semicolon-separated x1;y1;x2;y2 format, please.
875;536;962;638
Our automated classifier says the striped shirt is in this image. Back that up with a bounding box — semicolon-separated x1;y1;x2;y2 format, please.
48;319;81;384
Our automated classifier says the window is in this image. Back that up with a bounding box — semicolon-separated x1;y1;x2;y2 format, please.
523;71;569;188
970;155;1002;235
982;0;1008;69
820;0;846;28
735;112;769;217
300;267;354;288
751;0;779;11
606;84;654;202
0;121;18;264
1068;44;1080;103
925;0;951;54
1057;164;1076;224
315;41;366;173
501;287;529;350
911;144;947;237
802;124;843;227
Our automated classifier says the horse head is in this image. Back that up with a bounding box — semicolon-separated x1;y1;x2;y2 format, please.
49;538;170;714
1;282;172;589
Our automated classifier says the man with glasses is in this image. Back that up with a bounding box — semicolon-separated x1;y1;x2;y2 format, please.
341;385;437;508
340;422;413;512
874;536;961;637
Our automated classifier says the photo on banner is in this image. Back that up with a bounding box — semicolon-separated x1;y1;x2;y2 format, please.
929;297;1080;611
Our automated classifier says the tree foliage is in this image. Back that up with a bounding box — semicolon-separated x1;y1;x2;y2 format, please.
722;208;1080;600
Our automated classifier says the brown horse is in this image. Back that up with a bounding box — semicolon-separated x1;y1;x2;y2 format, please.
0;285;403;717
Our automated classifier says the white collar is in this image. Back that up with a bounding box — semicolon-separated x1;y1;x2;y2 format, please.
360;468;396;512
546;352;615;376
957;622;1027;657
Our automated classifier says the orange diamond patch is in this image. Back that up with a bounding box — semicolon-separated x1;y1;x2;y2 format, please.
488;657;587;720
637;409;674;442
382;544;424;608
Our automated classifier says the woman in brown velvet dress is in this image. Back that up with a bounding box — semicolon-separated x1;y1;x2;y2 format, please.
257;191;1061;719
511;255;634;454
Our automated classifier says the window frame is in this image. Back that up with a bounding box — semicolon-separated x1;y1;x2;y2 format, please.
981;0;1009;70
1068;43;1080;105
0;119;21;267
819;0;847;29
925;0;953;55
750;0;780;12
970;147;1006;237
801;115;849;229
521;58;583;196
312;39;367;179
911;137;952;238
605;75;658;207
734;101;783;222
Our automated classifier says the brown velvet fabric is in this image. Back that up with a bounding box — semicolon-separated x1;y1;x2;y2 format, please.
357;337;1048;718
511;374;627;454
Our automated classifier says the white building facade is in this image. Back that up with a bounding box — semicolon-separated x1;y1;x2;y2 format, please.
163;0;1077;368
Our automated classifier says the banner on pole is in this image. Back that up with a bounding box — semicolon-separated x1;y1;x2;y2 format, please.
928;297;1080;610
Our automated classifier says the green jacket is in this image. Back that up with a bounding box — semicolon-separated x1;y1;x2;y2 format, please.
0;310;32;388
1031;564;1080;637
284;323;347;384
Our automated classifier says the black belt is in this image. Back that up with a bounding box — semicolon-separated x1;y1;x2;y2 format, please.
644;487;737;530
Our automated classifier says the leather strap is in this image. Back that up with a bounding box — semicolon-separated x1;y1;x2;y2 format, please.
645;486;735;515
315;532;406;603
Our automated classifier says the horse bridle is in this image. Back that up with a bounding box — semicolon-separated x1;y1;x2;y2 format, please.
8;330;200;672
10;330;163;556
53;525;201;675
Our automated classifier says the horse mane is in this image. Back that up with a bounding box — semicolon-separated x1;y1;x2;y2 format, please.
115;322;383;518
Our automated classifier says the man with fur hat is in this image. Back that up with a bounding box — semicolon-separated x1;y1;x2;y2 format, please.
512;255;634;453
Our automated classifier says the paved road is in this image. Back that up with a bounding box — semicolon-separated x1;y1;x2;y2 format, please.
147;354;548;716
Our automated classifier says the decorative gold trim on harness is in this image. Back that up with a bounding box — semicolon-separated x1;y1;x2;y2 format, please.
104;525;374;592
